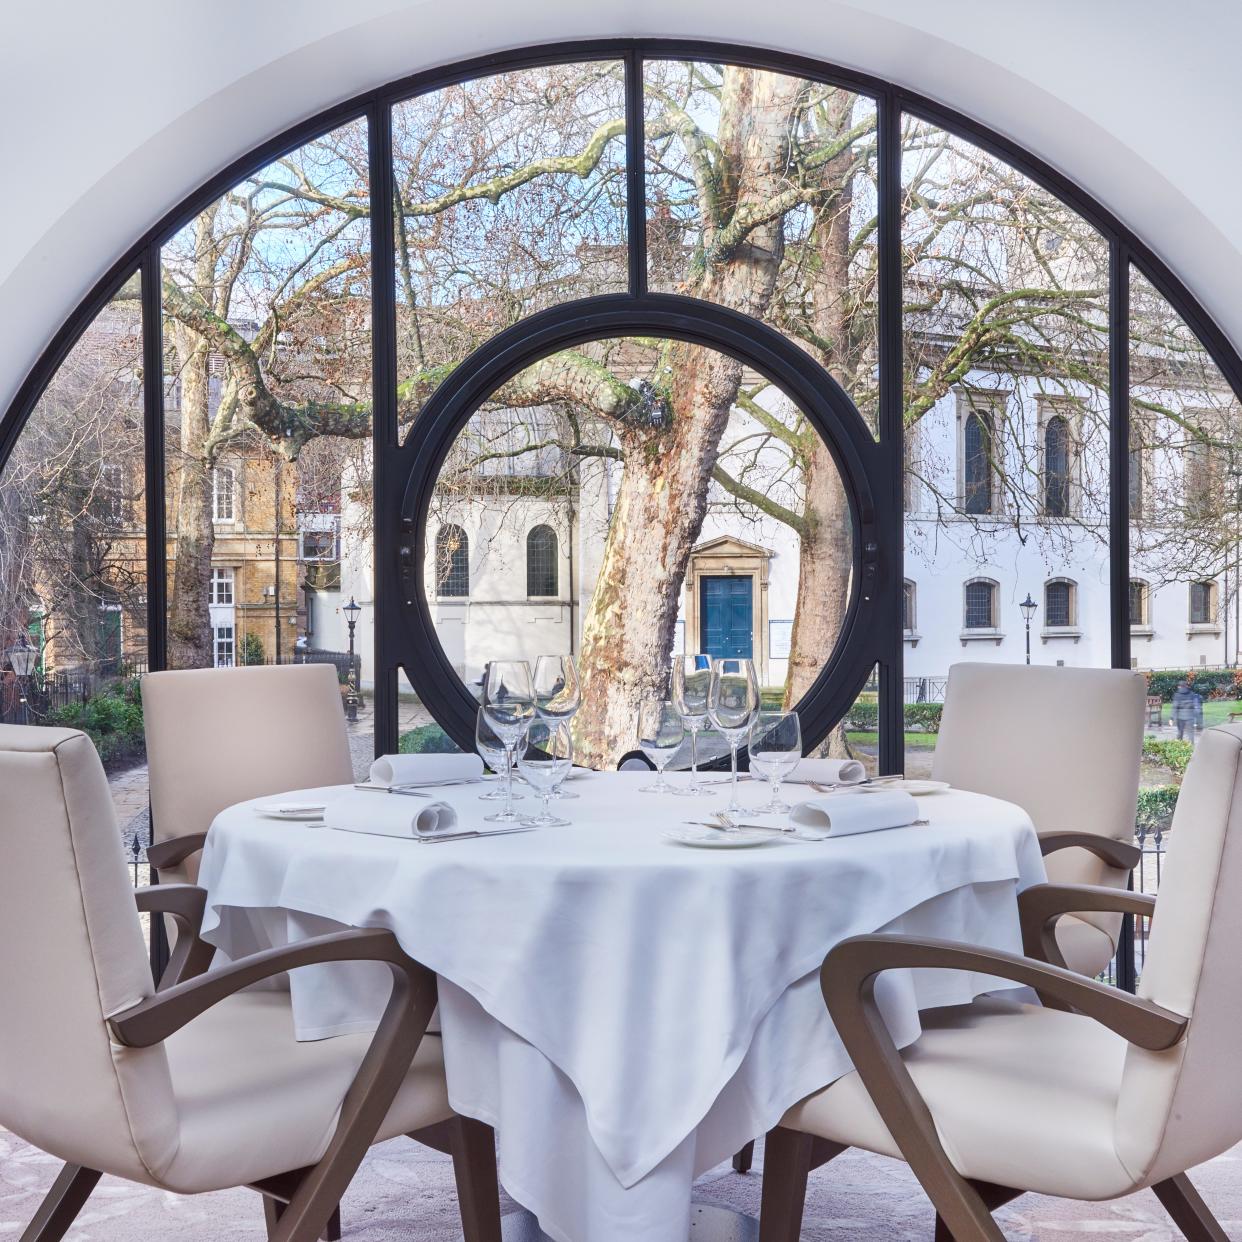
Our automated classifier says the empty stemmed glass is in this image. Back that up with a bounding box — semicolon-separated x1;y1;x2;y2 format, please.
518;720;573;827
637;701;685;794
708;658;760;813
482;660;535;822
748;710;802;813
476;706;522;803
533;655;581;798
671;654;714;796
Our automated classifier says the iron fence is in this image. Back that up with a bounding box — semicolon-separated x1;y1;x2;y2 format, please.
1099;824;1166;988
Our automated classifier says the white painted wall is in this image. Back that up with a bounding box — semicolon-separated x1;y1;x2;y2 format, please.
5;1;1242;426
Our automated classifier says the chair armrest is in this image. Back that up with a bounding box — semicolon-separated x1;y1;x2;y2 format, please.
1020;882;1157;972
146;833;208;871
109;927;431;1047
818;935;1185;1232
823;934;1185;1052
1037;832;1140;871
133;884;216;988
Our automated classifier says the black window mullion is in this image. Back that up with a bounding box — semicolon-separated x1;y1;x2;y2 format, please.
876;90;904;774
369;99;399;757
140;243;167;674
1109;242;1131;674
624;49;648;297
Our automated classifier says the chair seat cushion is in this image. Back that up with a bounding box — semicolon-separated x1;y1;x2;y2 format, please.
159;991;452;1193
781;997;1139;1200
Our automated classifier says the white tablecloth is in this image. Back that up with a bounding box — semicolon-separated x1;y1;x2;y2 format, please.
196;772;1044;1242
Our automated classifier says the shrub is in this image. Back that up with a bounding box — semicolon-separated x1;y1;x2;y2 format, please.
46;677;145;770
1136;785;1180;835
399;722;459;754
1142;736;1193;776
844;702;878;731
240;632;265;666
903;702;943;733
1145;669;1240;702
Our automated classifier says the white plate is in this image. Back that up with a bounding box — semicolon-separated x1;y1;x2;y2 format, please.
660;825;776;849
256;802;327;821
861;779;950;796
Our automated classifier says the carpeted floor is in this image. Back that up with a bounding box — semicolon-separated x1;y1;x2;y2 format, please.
3;1130;1239;1240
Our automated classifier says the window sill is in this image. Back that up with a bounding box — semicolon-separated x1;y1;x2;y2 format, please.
1130;625;1155;641
1187;624;1222;637
959;629;1004;646
903;630;921;648
1040;627;1082;643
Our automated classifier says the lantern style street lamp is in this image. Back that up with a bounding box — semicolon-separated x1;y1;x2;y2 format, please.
343;596;362;723
1020;593;1038;665
8;633;38;724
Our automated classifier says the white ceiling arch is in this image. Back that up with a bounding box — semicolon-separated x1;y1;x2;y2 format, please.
4;0;1240;413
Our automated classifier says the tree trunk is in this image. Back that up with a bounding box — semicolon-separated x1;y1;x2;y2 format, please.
573;345;744;768
166;331;214;669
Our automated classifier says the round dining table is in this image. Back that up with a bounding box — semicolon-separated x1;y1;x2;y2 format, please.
195;769;1046;1242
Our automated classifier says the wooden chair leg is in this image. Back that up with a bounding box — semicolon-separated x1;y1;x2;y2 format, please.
1153;1174;1230;1242
759;1127;843;1242
323;1206;342;1241
20;1164;102;1242
733;1140;756;1174
934;1183;1021;1241
449;1116;502;1242
265;1195;285;1238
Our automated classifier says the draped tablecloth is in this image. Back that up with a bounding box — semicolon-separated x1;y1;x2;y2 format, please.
196;773;1044;1242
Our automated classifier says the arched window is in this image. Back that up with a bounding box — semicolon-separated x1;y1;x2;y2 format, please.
1190;580;1217;626
962;409;994;515
436;525;470;598
963;579;997;629
902;580;916;633
1044;578;1076;628
1129;579;1149;628
1044;415;1072;516
526;525;558;597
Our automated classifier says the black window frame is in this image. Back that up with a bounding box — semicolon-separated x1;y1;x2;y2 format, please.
526;524;559;598
963;579;996;630
1043;414;1072;517
1044;578;1075;628
435;524;470;598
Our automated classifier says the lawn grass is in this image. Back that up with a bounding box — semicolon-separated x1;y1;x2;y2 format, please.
846;730;937;751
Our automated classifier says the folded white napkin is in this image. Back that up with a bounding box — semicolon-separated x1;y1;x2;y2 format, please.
368;752;484;787
325;788;458;838
790;789;919;838
794;756;866;785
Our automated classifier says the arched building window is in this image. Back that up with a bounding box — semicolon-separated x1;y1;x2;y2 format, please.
962;409;994;515
1190;580;1217;626
436;525;470;598
526;525;558;597
902;580;916;633
1129;579;1150;628
963;579;998;630
1044;415;1072;516
1044;578;1077;628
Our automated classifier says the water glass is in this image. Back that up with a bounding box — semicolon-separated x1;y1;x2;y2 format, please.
534;654;581;798
483;660;535;822
637;701;685;794
748;711;802;813
708;658;760;812
671;654;713;796
476;707;522;802
518;720;573;827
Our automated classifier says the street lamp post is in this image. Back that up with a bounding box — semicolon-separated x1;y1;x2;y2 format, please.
343;596;362;724
1020;593;1038;665
8;633;38;724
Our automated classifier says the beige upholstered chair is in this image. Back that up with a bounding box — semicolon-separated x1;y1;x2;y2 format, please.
759;722;1242;1242
142;664;355;883
0;724;501;1242
932;662;1146;977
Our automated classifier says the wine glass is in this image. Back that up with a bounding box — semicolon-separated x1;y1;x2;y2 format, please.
748;710;802;813
482;660;535;822
476;706;522;803
534;655;581;799
637;701;685;794
671;654;714;796
518;720;573;827
708;658;760;813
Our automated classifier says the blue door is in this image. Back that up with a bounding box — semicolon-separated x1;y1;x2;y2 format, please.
700;576;754;660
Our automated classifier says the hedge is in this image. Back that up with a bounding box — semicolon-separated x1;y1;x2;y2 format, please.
1136;785;1180;835
1145;668;1242;702
46;677;146;770
1142;737;1193;776
843;702;942;733
399;722;459;754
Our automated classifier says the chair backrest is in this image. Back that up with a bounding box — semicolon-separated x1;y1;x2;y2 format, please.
0;726;177;1180
932;663;1145;893
1116;723;1242;1181
143;664;354;881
